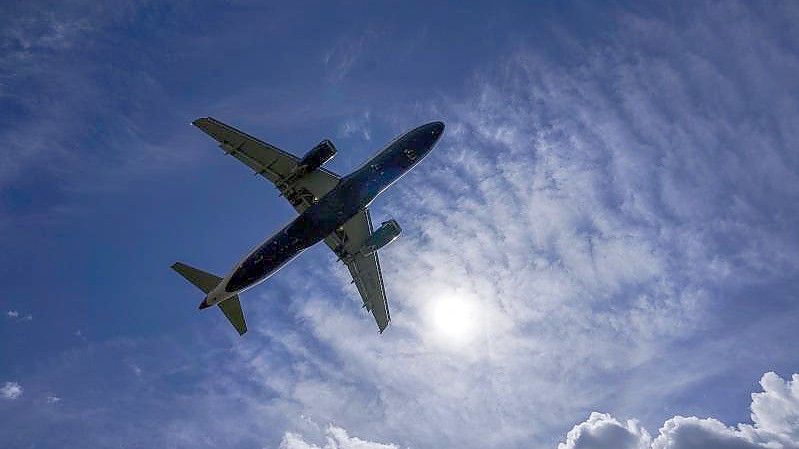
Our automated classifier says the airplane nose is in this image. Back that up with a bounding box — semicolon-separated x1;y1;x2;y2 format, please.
431;121;445;135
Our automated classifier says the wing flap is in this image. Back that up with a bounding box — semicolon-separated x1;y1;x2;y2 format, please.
193;117;297;184
324;209;391;332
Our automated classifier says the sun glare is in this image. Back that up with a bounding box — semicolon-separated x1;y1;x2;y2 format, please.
428;293;478;346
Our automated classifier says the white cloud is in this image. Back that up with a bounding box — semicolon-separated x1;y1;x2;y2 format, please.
323;31;374;84
744;372;799;447
7;310;33;321
280;425;399;449
46;395;61;404
652;417;767;449
559;412;651;449
1;381;23;400
0;5;93;186
560;372;799;449
338;111;372;141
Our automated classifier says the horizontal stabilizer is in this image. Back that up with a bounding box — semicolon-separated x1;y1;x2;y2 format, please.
171;262;247;336
171;262;221;294
218;295;247;336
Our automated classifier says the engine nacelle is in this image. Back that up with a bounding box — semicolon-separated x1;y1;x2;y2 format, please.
296;139;337;174
359;219;402;256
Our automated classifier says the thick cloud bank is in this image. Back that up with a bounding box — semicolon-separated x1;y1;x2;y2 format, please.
559;372;799;449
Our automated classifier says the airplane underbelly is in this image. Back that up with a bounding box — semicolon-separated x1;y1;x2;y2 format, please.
224;186;364;294
225;232;310;292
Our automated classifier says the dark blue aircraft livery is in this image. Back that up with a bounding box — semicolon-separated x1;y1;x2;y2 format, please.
172;118;444;335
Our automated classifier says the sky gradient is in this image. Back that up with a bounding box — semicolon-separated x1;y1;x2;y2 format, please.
1;1;799;448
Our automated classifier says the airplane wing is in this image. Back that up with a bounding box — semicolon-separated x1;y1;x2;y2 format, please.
193;117;340;213
324;209;391;333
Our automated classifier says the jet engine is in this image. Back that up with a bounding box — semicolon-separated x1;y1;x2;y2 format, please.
359;220;402;256
296;139;337;174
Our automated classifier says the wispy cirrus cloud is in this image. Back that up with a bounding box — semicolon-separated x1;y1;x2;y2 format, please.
338;111;372;141
32;2;791;447
0;1;198;235
281;425;398;449
252;3;799;447
323;32;372;85
6;310;32;321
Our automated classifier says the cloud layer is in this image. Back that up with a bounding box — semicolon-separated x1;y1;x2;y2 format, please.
282;372;799;449
254;3;799;446
1;2;798;449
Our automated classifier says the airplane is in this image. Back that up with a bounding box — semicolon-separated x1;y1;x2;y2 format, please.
171;118;445;336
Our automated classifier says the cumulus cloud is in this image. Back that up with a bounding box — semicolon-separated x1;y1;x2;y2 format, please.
560;372;799;449
743;372;799;448
280;426;398;449
652;417;768;449
1;381;23;400
558;413;651;449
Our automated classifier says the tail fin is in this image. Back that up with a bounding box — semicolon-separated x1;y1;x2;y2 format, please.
171;262;248;336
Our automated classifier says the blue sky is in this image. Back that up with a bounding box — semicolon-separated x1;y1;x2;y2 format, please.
2;1;799;448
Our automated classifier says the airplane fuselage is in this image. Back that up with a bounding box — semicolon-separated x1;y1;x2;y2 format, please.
201;121;444;308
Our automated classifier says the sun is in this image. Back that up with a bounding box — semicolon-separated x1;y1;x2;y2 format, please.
428;292;479;346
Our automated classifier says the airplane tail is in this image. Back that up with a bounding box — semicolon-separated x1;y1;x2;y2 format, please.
171;262;248;336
